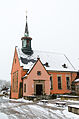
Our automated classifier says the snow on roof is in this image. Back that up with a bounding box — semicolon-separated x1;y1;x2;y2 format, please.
16;47;78;72
74;78;79;83
70;58;79;71
68;105;79;108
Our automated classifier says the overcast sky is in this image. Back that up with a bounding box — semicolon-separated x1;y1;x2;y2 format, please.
0;0;79;81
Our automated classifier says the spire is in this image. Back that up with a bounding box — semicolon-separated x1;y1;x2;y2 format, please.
21;11;33;55
24;12;29;37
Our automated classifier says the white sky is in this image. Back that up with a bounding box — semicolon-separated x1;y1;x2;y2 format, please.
0;0;79;81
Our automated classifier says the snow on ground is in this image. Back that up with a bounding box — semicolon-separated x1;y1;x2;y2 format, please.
0;113;8;119
0;96;79;119
66;99;79;104
63;108;79;119
2;96;33;103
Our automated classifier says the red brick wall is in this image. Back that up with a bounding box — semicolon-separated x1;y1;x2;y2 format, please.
11;48;27;99
48;71;77;94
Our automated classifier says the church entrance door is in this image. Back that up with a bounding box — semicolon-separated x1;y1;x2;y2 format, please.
36;84;43;95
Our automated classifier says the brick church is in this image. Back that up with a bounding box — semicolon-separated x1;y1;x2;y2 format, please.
11;15;78;99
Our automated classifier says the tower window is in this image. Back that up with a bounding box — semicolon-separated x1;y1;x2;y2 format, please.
27;40;29;46
22;40;26;47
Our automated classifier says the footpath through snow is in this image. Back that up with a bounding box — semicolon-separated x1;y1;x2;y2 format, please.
0;96;79;119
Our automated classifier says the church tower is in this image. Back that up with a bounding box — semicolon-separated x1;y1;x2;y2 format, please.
21;14;33;55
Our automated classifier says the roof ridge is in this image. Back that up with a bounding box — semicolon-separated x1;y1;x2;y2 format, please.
16;46;65;55
34;50;64;55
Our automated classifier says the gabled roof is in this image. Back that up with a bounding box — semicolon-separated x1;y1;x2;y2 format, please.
16;46;78;72
23;58;49;79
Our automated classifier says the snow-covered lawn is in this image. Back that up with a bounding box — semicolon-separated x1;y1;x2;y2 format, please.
0;113;8;119
0;96;79;119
